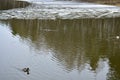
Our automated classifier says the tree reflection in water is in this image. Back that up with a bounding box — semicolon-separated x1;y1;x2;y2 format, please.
5;18;120;79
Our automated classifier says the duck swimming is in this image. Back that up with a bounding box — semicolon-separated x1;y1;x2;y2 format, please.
22;68;30;75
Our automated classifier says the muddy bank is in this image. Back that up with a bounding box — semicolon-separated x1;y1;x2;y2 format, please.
0;1;120;19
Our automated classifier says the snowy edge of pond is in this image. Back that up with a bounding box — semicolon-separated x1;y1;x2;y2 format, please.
0;1;120;20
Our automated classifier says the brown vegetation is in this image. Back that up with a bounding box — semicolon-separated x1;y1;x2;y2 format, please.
0;0;30;10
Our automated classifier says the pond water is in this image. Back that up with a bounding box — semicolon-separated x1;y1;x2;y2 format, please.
0;18;120;80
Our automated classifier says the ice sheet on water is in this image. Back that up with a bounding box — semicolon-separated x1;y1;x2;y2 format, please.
0;1;120;20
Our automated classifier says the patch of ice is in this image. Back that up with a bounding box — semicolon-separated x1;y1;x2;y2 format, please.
0;1;120;20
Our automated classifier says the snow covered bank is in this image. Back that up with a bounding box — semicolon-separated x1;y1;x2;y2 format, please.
0;1;120;19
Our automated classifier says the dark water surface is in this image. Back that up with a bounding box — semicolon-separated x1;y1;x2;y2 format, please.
0;18;120;80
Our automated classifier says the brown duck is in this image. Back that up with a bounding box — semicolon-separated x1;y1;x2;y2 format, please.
22;68;30;75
